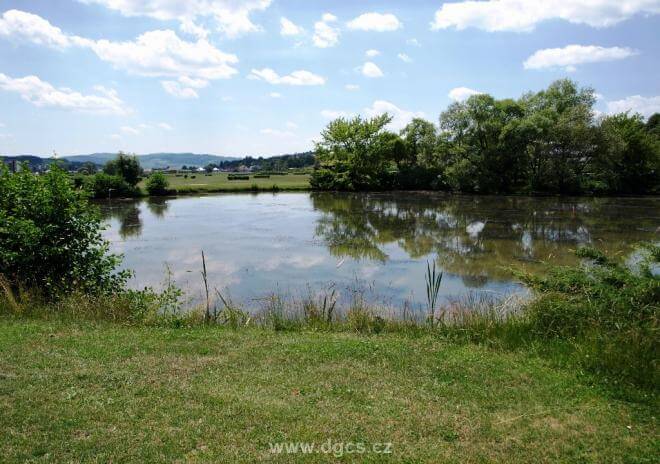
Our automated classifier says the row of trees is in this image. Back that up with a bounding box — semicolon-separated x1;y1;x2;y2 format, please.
311;80;660;195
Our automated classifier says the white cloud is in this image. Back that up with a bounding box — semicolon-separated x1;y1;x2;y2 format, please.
313;13;340;48
407;38;421;47
398;53;412;63
0;11;239;87
179;19;209;39
347;13;402;31
285;121;298;129
269;92;282;98
158;122;173;130
120;125;140;135
606;95;660;119
260;128;294;137
89;30;239;81
161;81;199;99
345;84;360;91
361;62;384;78
364;100;424;131
249;68;326;86
448;86;483;102
321;110;351;119
524;45;637;71
78;0;273;38
280;17;303;36
0;73;128;115
431;0;660;32
365;49;381;57
0;9;88;48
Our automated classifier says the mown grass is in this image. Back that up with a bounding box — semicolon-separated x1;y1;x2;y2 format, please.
138;172;311;194
0;317;657;463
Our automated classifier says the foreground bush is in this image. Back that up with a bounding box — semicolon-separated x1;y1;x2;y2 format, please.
0;164;129;297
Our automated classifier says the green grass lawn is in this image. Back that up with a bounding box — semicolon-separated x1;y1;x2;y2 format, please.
140;172;311;193
0;319;656;463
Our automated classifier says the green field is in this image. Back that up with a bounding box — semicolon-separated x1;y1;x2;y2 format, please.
140;172;311;193
0;318;656;463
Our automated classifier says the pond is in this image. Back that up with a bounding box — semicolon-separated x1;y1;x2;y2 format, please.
100;192;659;309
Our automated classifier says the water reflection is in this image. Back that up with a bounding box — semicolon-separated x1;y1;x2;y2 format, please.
311;192;658;281
97;193;659;306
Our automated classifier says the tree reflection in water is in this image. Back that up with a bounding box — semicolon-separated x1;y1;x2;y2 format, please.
311;192;659;283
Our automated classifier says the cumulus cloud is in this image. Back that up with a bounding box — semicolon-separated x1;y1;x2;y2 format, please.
398;53;412;63
158;122;173;130
89;30;239;80
523;45;637;71
407;38;421;47
161;81;199;99
313;13;340;48
249;68;326;86
365;49;381;57
606;95;660;119
280;17;303;36
78;0;272;38
269;92;282;98
347;13;402;31
364;100;424;131
179;19;209;39
0;73;128;114
448;87;483;102
431;0;660;32
361;62;384;78
0;10;239;92
0;9;88;48
345;84;360;91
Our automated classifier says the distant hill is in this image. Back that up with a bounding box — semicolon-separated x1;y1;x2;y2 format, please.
62;153;239;170
1;155;85;171
2;152;315;172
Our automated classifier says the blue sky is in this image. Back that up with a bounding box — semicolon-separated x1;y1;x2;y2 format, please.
0;0;659;157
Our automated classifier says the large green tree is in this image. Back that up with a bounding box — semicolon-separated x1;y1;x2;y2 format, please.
311;114;398;190
103;152;142;187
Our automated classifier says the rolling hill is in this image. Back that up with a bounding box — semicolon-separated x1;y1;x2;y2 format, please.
62;153;239;169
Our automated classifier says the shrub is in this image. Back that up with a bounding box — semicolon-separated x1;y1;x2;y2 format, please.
0;164;130;298
145;172;170;196
518;245;659;387
84;173;140;199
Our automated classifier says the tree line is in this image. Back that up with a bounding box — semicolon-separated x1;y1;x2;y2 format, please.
311;80;660;195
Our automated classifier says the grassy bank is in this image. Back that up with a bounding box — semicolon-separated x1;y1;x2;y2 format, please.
0;317;657;463
138;172;311;194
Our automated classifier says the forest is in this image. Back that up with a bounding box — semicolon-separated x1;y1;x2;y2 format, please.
311;80;660;194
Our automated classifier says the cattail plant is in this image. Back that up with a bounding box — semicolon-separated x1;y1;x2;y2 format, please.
425;260;443;326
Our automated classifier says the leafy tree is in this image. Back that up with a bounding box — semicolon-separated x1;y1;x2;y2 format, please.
103;152;142;186
593;113;660;193
312;114;398;190
145;172;170;196
0;164;129;297
400;118;439;169
646;113;660;138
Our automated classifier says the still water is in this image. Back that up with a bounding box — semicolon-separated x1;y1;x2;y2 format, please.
100;192;659;308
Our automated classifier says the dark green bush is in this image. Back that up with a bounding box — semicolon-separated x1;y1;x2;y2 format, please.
0;164;130;298
145;172;170;196
84;173;140;199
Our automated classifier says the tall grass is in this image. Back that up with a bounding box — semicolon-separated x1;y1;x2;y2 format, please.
1;244;657;389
